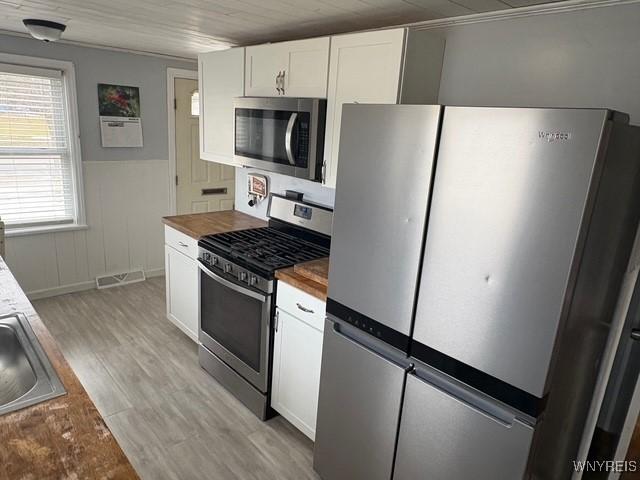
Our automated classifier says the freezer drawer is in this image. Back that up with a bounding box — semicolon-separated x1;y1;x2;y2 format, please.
314;317;408;480
328;104;441;338
394;368;534;480
414;107;610;397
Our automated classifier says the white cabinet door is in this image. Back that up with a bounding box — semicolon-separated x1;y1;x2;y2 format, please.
199;48;244;165
271;307;324;440
323;29;406;188
281;37;330;98
165;244;198;342
245;43;285;97
245;38;330;98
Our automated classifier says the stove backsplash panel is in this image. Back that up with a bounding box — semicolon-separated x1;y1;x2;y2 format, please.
235;168;335;220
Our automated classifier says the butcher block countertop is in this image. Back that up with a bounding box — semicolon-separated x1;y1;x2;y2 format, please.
276;258;330;301
162;210;267;239
0;257;138;480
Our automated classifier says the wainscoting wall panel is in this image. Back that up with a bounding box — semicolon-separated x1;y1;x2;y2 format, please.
4;160;169;299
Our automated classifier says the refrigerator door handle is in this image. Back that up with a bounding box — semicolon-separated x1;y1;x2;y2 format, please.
330;318;412;371
410;367;520;428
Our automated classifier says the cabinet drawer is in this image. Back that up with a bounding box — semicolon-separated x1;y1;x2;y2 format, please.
276;281;326;331
164;225;198;260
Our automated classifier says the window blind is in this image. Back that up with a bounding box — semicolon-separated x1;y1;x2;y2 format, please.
0;64;76;228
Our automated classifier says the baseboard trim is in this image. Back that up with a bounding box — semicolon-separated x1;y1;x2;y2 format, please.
166;313;199;342
27;280;96;300
146;268;165;278
26;268;165;300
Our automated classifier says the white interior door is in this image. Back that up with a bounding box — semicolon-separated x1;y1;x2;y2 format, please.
175;77;235;214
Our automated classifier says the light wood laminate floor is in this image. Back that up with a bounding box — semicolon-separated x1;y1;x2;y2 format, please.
33;277;319;480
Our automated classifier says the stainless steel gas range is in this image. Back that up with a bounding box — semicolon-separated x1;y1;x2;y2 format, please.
197;194;332;419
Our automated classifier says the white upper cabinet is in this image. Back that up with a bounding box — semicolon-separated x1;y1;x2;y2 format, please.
244;43;282;97
323;29;405;188
322;29;445;188
198;29;443;181
245;37;330;98
282;37;330;98
198;48;244;165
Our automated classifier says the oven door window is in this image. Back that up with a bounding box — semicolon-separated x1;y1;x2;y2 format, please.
235;108;309;168
200;271;263;372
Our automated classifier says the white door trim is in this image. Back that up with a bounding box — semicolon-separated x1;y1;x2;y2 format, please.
167;67;198;215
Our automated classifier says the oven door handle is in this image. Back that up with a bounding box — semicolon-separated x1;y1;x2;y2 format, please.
285;112;298;166
198;261;267;303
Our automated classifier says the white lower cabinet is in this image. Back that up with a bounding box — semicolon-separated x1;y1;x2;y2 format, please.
164;235;199;342
272;284;325;440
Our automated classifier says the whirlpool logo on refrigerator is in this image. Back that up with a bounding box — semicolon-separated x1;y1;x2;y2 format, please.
538;130;572;142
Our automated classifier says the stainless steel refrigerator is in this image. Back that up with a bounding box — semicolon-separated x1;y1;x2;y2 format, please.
313;105;640;479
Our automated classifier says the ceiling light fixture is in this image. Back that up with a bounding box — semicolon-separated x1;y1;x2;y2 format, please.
23;19;66;42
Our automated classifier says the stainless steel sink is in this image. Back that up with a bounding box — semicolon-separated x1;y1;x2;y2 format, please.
0;313;65;415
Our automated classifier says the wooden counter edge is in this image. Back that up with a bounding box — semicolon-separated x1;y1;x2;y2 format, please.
0;258;139;480
162;210;267;239
276;267;328;302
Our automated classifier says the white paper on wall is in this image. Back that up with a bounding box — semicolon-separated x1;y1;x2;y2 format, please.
100;116;143;147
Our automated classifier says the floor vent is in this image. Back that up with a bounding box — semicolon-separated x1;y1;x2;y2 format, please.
96;270;146;289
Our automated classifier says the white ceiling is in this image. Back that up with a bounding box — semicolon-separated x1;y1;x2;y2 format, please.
0;0;564;59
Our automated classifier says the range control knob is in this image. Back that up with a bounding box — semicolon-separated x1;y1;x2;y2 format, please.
211;256;219;266
249;275;259;286
224;263;232;274
239;271;248;283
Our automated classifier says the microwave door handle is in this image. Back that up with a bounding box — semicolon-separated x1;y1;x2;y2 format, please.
285;112;298;166
198;261;266;303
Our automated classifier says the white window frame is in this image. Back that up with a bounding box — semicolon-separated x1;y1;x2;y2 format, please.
0;53;86;237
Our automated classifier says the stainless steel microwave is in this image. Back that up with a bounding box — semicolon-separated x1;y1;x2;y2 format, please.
233;97;326;182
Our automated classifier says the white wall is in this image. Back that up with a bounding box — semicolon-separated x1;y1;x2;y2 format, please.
5;161;168;298
435;2;640;123
0;35;194;297
235;168;335;220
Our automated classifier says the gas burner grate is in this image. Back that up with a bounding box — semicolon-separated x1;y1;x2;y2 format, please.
205;227;329;272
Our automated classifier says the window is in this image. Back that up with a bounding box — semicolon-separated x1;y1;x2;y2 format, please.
0;59;83;234
190;90;199;116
